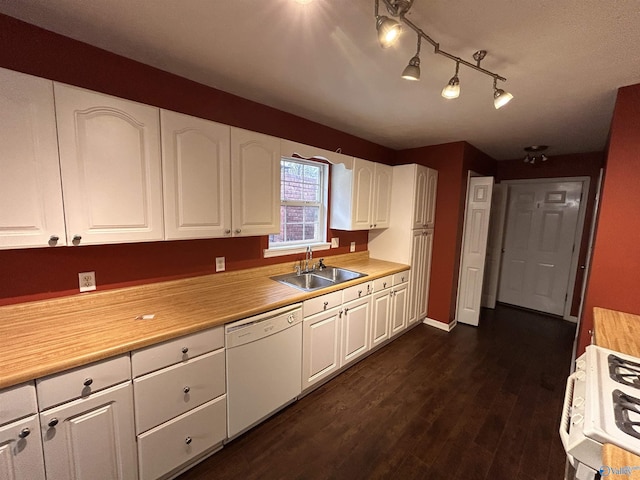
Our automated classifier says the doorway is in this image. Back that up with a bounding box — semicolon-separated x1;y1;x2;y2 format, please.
496;178;589;318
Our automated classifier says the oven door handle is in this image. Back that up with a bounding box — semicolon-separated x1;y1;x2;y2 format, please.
559;371;579;466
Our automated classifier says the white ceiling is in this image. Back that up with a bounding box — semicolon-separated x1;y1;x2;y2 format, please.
2;0;640;160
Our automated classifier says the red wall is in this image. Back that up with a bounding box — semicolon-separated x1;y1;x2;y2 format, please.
496;152;605;316
579;84;640;353
0;14;379;305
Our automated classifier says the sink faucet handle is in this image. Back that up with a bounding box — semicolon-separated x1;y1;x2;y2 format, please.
318;258;326;270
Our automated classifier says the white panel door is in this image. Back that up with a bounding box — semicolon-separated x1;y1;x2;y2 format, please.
390;282;408;335
341;297;371;366
370;289;391;348
411;166;429;229
481;184;508;309
230;128;280;236
0;415;46;480
456;177;494;326
302;308;342;390
425;167;438;227
371;163;392;229
161;110;231;240
0;68;66;249
55;83;163;245
498;181;582;315
40;382;137;480
352;158;374;229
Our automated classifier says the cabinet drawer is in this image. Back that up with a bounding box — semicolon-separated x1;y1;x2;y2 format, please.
36;354;130;410
342;282;372;303
134;349;225;434
132;326;223;377
137;395;226;480
303;290;342;317
372;275;393;292
0;382;37;426
393;270;410;286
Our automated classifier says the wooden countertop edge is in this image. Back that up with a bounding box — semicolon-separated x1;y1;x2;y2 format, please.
1;252;409;389
594;307;640;470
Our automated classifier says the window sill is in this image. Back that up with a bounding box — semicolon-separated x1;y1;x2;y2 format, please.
263;242;331;258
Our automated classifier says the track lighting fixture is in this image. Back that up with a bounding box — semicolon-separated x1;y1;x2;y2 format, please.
374;0;513;108
523;145;549;164
401;36;421;81
441;61;460;99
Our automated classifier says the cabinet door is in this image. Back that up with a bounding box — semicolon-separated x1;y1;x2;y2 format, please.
0;415;46;480
425;168;438;227
0;68;66;249
161;110;231;240
408;230;426;325
351;158;374;229
341;297;371;366
390;282;409;335
302;308;341;390
230;128;280;236
411;165;429;229
40;382;137;480
371;289;391;348
371;163;392;229
55;83;163;245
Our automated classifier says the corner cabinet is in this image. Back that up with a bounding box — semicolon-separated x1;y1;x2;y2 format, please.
54;83;164;246
0;68;66;249
161;110;232;240
330;158;392;231
230;128;280;237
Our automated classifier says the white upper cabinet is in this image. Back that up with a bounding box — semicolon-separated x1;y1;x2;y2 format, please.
0;68;66;249
54;83;164;245
330;157;392;231
411;165;438;229
230;128;280;237
161;110;231;240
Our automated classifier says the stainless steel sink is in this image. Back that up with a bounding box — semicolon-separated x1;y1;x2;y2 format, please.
271;267;367;292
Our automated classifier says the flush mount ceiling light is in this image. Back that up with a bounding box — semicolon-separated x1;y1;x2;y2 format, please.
374;0;513;108
523;145;549;165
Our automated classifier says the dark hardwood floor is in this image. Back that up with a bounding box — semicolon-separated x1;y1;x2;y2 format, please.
177;304;576;480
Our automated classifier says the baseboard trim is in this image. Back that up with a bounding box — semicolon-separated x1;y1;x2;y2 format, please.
423;317;457;332
566;315;578;324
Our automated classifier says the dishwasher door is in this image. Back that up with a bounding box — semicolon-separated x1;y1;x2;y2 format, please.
225;304;303;439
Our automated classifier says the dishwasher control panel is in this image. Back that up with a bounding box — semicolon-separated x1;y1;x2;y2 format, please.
225;304;302;348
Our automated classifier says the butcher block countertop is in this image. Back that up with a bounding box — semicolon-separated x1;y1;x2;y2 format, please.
594;307;640;476
0;252;408;390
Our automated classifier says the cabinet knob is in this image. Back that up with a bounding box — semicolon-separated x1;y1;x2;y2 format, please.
49;235;59;243
181;347;189;354
401;276;405;282
48;418;59;428
344;307;349;314
83;377;93;387
185;436;192;445
18;427;30;439
183;386;190;394
370;224;373;228
374;224;377;228
225;229;231;234
323;301;329;310
358;290;362;297
72;234;82;243
287;314;294;324
234;229;241;234
383;282;387;288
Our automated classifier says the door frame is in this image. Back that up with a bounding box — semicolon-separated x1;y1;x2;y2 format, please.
500;176;591;321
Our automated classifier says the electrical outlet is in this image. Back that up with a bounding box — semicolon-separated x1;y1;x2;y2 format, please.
79;271;96;292
215;257;225;272
350;242;356;252
331;237;339;248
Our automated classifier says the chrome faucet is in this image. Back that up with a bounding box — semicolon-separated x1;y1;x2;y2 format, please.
304;246;312;272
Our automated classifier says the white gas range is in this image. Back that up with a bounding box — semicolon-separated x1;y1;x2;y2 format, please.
561;345;640;479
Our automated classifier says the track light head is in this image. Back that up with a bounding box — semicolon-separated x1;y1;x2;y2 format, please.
493;78;513;109
402;55;421;80
442;61;461;99
376;15;402;48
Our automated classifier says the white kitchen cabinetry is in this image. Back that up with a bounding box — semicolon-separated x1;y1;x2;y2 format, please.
368;164;437;325
54;83;164;246
390;273;409;335
230;128;280;237
372;274;408;338
330;157;392;230
37;354;137;480
161;110;232;240
302;305;343;391
341;284;372;367
132;326;226;480
0;383;45;480
0;68;66;249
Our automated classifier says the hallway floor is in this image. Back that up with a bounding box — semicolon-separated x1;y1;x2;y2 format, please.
178;304;576;480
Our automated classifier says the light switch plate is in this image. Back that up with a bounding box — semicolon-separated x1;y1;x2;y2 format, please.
215;257;225;272
331;237;339;248
350;242;356;252
79;271;96;292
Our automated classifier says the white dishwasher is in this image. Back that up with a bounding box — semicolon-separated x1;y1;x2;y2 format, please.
225;303;303;439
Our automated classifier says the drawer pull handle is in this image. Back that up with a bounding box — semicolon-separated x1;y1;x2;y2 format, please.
383;282;387;288
18;427;30;438
181;347;189;354
323;301;329;310
358;290;362;297
185;436;192;445
183;386;190;394
48;418;59;428
83;377;93;387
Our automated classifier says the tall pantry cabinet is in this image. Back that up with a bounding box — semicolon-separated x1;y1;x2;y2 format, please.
368;164;437;326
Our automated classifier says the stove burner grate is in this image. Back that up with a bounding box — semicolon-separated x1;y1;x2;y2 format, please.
613;389;640;441
608;354;640;389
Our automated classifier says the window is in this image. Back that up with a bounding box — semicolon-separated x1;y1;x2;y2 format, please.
268;158;328;250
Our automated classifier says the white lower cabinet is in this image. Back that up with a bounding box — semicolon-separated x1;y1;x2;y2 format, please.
341;296;371;367
390;281;409;336
137;396;226;480
0;415;46;480
302;306;342;391
371;288;391;348
40;381;137;480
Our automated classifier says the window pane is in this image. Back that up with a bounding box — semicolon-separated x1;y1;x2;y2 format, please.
304;206;319;223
